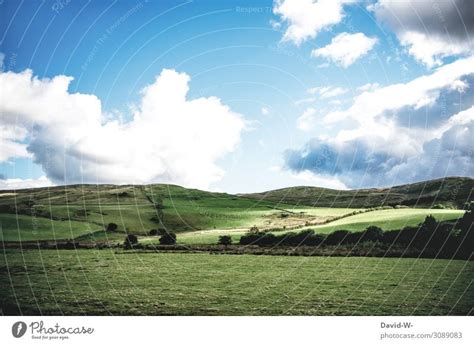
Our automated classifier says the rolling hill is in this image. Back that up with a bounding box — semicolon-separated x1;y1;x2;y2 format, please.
241;177;473;208
0;177;471;242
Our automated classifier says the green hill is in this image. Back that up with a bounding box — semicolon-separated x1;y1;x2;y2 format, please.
0;177;470;242
0;183;313;241
241;177;473;208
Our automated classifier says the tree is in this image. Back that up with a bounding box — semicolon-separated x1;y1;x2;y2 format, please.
459;202;473;232
361;226;384;242
324;230;350;245
124;234;138;249
159;231;177;245
422;215;437;232
458;202;473;258
106;223;118;232
148;229;159;236
218;235;232;246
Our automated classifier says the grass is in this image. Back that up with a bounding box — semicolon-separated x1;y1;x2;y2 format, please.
243;177;473;208
0;183;468;244
0;184;365;241
0;214;101;242
0;249;472;315
0;184;326;237
167;209;464;245
292;208;465;234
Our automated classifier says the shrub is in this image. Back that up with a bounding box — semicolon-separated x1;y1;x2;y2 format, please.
345;231;363;244
248;226;260;234
148;229;159;236
159;231;177;245
106;223;118;232
361;226;384;242
123;234;138;249
457;203;473;257
394;226;419;246
324;230;350;245
218;235;232;246
458;202;473;232
64;241;76;250
240;233;272;245
422;215;437;232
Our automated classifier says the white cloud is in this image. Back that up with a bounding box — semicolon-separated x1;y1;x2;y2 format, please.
323;55;474;126
269;19;281;30
372;0;474;67
267;165;348;189
0;176;53;190
0;126;31;161
311;32;378;68
357;82;380;92
284;56;474;187
261;107;269;115
273;0;352;45
297;107;318;131
0;69;246;190
290;170;348;189
307;85;348;98
398;31;470;68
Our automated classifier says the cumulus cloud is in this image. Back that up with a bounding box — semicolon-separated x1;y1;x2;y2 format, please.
372;0;474;67
311;32;378;67
323;55;474;125
284;56;474;187
0;126;31;161
0;69;246;190
273;0;353;45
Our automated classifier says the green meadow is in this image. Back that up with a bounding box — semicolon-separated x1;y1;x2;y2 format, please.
172;208;464;245
0;180;471;315
1;250;472;316
0;182;467;244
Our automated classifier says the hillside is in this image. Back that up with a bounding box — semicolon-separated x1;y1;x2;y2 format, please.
241;177;473;208
0;177;470;242
0;183;324;241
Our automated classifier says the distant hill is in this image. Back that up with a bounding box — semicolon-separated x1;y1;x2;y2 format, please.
0;177;470;242
240;177;473;209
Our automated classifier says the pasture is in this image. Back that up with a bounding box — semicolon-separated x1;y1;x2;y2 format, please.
0;250;472;315
0;182;468;244
172;208;464;245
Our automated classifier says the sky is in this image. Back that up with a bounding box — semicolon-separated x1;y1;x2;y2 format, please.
0;0;473;193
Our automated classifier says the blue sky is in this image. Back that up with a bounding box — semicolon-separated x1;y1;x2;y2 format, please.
1;0;473;192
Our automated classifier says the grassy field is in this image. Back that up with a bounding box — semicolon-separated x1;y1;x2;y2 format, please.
0;184;333;239
0;249;472;315
0;214;100;242
0;207;462;244
0;184;368;242
166;209;464;245
0;181;469;244
289;208;465;234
